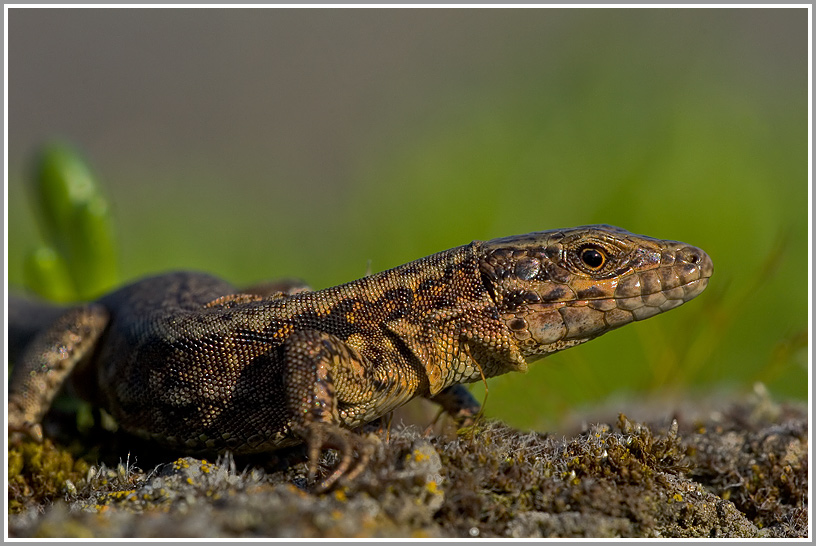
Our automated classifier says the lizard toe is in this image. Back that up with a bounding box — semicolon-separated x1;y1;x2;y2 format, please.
300;422;376;491
8;420;44;444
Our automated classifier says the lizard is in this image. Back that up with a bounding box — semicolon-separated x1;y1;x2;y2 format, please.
8;225;713;489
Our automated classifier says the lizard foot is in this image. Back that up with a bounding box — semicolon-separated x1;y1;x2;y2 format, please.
300;422;376;491
8;398;45;444
8;415;44;445
427;383;483;429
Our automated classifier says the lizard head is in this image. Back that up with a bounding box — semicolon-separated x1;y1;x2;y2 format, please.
477;225;713;360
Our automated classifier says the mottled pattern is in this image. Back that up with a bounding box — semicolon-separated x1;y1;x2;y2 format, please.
8;225;712;487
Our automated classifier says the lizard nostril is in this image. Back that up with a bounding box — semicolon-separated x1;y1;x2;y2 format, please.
679;247;714;279
682;247;703;265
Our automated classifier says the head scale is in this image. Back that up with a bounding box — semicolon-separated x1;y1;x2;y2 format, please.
477;225;713;360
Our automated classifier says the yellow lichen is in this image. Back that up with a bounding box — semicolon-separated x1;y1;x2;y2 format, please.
411;450;429;462
672;493;683;503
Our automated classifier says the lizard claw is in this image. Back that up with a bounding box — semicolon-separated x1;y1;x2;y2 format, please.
301;422;375;491
8;420;44;445
8;401;44;444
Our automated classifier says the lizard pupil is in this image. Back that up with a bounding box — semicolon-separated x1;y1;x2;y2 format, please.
580;247;606;270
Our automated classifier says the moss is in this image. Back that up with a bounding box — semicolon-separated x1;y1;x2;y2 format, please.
8;439;92;514
685;396;808;536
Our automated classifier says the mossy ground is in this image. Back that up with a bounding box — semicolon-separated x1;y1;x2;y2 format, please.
7;388;808;538
8;439;92;515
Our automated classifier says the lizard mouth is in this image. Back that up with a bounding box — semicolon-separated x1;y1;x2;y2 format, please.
610;275;710;322
609;244;713;321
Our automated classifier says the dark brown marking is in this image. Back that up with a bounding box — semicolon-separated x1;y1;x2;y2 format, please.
576;286;606;300
509;317;527;330
503;290;541;310
539;285;567;302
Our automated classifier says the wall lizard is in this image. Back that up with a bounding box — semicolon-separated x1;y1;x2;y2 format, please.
8;225;713;489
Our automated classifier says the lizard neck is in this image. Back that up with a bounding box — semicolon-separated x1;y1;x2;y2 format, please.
370;242;527;395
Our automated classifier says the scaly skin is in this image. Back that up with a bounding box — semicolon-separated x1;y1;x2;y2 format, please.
8;225;713;489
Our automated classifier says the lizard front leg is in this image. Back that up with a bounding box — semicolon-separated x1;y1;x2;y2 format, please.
283;329;404;490
8;304;109;442
428;384;482;425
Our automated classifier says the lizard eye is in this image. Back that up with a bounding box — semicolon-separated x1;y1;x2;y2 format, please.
579;246;607;271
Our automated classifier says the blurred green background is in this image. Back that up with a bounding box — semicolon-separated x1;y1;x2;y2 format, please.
7;8;808;431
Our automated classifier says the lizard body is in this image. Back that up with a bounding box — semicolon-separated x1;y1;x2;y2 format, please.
8;225;713;488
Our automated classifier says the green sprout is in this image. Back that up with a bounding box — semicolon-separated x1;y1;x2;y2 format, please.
24;142;119;302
